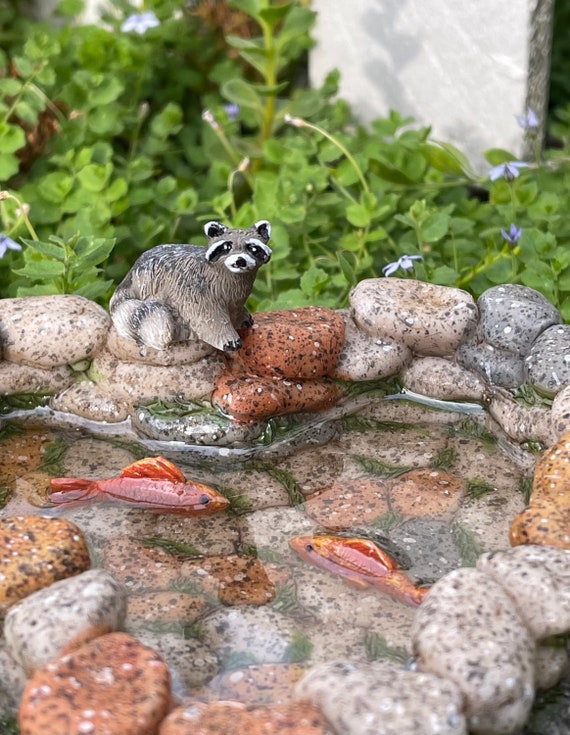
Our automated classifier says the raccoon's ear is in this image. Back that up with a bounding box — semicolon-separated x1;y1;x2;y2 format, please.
204;221;228;238
254;220;271;243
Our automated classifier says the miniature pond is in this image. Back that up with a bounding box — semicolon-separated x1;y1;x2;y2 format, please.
1;398;569;733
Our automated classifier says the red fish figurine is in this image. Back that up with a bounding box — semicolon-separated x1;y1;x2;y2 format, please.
49;456;229;516
289;534;428;607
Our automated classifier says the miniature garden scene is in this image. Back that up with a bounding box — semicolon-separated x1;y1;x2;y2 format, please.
1;0;570;733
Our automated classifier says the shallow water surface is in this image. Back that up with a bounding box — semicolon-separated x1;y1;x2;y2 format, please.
1;403;569;732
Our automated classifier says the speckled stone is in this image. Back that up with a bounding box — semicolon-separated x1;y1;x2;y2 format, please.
534;646;569;691
159;700;327;735
390;517;461;582
1;295;110;368
50;380;129;422
127;591;207;623
101;536;185;594
233;306;345;379
131;403;267;445
4;569;126;675
332;309;412;381
510;430;570;548
91;349;225;404
0;361;74;395
402;356;486;401
477;284;561;356
18;632;171;735
295;659;467;735
550;384;570;440
304;476;388;530
201;663;308;704
350;278;477;355
211;371;343;421
476;546;570;640
0;516;91;613
106;324;215;365
488;391;555;445
412;567;535;734
525;323;570;396
384;468;464;519
455;342;525;388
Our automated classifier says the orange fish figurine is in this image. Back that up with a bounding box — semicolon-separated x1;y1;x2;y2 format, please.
289;534;428;607
49;456;229;517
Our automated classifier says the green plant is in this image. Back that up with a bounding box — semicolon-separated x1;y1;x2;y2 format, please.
3;0;570;317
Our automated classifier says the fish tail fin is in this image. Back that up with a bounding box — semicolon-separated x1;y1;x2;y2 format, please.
49;478;94;503
120;456;187;483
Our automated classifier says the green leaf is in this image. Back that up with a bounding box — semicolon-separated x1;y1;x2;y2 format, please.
0;153;20;182
13;260;65;279
77;163;112;192
89;76;124;106
22;238;67;261
150;102;183;139
300;265;330;297
75;279;114;301
0;122;25;154
175;188;198;214
259;3;293;29
40;172;74;203
337;252;356;286
73;238;115;267
221;78;263;111
484;148;517;165
0;78;22;96
346;203;371;228
228;0;263;20
421;141;474;178
420;212;450;242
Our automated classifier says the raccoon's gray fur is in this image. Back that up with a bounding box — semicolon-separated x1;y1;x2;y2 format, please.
109;220;272;353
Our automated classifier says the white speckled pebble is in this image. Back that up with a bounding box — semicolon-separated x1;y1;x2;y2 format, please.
106;324;214;365
550;384;570;440
412;567;535;734
488;391;555;445
402;356;486;401
295;659;466;735
0;361;74;395
534;645;569;691
476;545;570;640
50;380;129;422
0;295;110;368
332;309;412;381
4;569;127;675
350;278;477;355
525;323;570;396
90;349;225;404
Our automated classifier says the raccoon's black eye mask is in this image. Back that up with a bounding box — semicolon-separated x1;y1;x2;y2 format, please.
205;240;233;262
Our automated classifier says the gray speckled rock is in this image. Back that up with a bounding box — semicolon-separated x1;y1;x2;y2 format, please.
295;660;467;735
90;349;224;404
3;569;126;675
412;567;535;734
455;342;525;388
0;295;110;368
525;324;570;396
477;285;561;356
402;356;486;401
131;403;267;445
50;380;129;422
350;278;477;355
332;309;412;381
106;325;214;365
476;545;570;640
0;361;74;395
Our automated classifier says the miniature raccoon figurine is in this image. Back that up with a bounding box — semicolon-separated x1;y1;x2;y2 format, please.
109;220;272;353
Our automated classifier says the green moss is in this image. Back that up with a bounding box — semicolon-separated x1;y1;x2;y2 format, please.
517;475;534;504
283;629;313;663
352;454;410;478
371;511;404;532
429;446;459;471
0;485;13;510
141;536;201;558
0;392;52;414
38;438;69;476
466;477;496;499
452;522;482;567
364;632;409;664
0;715;19;735
247;462;306;507
449;418;498;449
217;485;253;515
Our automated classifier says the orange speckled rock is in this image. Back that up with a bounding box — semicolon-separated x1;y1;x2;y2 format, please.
127;591;208;623
19;632;171;735
304;477;389;530
159;700;326;735
212;371;343;421
234;307;345;379
0;516;90;612
180;554;275;606
510;430;570;548
385;468;465;518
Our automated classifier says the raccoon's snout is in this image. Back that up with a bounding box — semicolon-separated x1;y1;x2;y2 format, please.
224;253;258;273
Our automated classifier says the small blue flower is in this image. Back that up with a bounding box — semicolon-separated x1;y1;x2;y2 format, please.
501;223;522;244
515;108;539;130
121;11;160;34
0;234;22;258
223;104;240;121
382;254;423;277
488;161;529;182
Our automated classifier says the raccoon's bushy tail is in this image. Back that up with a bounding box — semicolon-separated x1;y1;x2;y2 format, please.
110;298;177;351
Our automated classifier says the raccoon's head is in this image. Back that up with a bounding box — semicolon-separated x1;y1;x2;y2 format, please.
203;220;272;274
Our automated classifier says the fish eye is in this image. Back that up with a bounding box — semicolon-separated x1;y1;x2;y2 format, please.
199;494;211;504
305;543;314;552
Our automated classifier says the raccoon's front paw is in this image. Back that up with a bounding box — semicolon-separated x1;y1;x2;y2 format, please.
223;338;242;352
240;314;254;329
